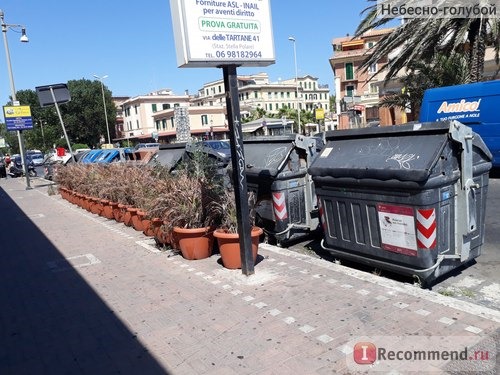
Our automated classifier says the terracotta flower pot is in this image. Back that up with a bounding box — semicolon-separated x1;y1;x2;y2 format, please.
89;197;103;215
116;203;129;222
214;226;263;269
173;226;214;260
109;201;120;221
100;200;115;219
123;207;138;227
132;210;146;231
142;216;158;237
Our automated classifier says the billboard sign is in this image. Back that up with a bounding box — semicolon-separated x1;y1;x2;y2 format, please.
3;105;33;131
170;0;275;67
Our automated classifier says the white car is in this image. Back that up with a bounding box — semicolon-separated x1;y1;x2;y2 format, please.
30;152;45;166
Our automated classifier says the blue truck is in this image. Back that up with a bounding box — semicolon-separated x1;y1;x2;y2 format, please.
419;80;500;167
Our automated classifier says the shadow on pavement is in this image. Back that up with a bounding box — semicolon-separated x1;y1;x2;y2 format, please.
0;184;170;374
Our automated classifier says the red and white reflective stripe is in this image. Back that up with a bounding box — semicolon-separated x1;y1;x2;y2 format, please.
272;192;288;220
416;208;437;249
318;199;326;231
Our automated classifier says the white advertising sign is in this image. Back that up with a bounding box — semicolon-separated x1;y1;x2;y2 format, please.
377;204;417;256
170;0;275;67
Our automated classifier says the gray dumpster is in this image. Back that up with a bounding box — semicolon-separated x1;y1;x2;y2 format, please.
151;143;187;171
308;121;492;285
243;134;323;245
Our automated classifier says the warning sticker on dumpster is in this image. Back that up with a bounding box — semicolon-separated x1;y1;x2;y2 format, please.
377;204;417;256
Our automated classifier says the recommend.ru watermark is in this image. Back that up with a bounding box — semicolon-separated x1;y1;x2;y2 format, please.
346;335;496;372
377;0;500;18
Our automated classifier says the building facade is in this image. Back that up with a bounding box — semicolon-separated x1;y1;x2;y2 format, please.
116;73;331;144
330;28;394;129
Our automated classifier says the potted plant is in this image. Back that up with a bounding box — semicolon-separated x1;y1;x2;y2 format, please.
213;188;263;269
163;153;223;260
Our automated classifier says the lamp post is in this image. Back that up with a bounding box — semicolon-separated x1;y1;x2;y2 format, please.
93;74;111;144
288;36;300;134
0;9;30;189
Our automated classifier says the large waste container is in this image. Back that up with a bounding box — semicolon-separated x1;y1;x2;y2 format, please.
308;121;492;285
243;134;323;245
151;143;187;171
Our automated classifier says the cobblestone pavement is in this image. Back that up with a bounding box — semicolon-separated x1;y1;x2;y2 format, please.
0;178;498;374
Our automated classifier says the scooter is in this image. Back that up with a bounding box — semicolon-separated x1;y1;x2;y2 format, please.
8;157;37;178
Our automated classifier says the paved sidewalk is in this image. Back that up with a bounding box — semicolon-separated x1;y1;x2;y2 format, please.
0;177;498;374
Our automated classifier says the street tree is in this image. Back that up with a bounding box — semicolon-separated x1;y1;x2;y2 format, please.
380;52;470;119
3;78;116;152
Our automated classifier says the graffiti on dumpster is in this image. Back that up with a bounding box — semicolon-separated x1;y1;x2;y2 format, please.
386;153;419;169
265;147;288;168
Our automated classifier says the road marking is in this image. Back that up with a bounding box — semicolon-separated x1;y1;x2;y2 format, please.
136;239;161;253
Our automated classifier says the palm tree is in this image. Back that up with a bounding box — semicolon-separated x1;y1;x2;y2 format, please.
380;52;470;118
356;0;500;83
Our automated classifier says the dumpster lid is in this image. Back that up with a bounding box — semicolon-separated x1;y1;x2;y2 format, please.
243;135;297;178
154;143;187;170
309;122;459;182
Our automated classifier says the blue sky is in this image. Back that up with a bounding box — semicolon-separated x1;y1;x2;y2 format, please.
0;0;372;103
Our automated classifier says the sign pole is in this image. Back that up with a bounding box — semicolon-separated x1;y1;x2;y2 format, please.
223;64;254;276
49;86;76;163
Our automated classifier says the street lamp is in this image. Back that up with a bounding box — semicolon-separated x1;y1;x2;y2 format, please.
93;74;111;144
288;36;300;134
0;9;30;189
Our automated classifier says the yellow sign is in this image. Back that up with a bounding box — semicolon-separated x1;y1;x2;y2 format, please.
315;108;325;120
3;105;31;118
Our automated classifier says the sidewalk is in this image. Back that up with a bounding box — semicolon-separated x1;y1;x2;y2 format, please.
0;177;498;374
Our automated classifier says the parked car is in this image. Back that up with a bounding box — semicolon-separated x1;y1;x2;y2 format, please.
186;140;231;168
29;152;44;166
134;143;160;151
94;148;126;163
79;149;104;164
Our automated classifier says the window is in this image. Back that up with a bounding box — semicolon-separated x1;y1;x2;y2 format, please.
346;85;355;97
136;120;140;129
152;104;157;112
287;92;290;98
155;120;161;130
369;83;379;94
163;103;170;110
268;91;272;99
162;119;167;130
345;62;354;80
281;92;284;98
367;41;375;48
254;91;258;98
368;63;377;74
201;114;208;125
134;105;138;115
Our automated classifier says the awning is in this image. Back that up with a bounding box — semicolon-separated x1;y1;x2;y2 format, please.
242;124;263;133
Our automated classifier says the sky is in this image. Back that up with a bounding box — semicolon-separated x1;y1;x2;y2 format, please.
0;0;373;104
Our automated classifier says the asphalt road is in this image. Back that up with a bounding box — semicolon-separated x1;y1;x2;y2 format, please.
287;170;500;311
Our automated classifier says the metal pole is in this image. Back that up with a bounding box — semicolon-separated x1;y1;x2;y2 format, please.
289;36;300;134
49;86;76;163
94;75;111;144
1;10;30;189
223;64;254;276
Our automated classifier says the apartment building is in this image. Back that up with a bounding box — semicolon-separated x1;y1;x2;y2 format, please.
330;28;394;129
117;89;190;142
192;72;330;117
116;72;331;144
